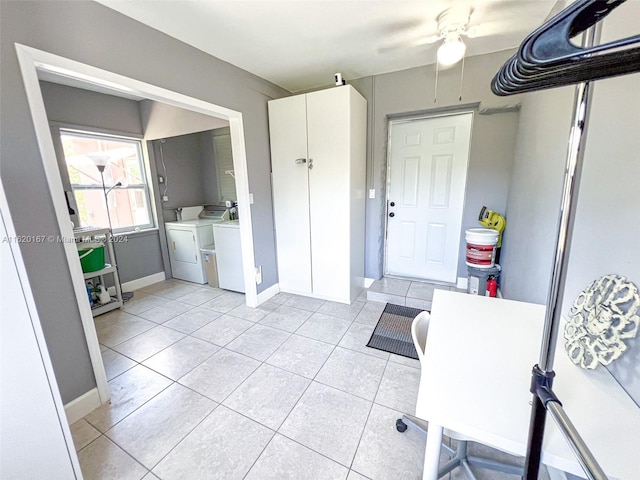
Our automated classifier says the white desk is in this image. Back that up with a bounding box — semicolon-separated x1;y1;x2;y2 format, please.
417;290;640;480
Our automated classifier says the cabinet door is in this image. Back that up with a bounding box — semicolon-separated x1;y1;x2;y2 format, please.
167;228;197;264
306;87;352;300
268;95;312;295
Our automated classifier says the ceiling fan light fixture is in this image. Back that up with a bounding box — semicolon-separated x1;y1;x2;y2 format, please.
437;36;466;66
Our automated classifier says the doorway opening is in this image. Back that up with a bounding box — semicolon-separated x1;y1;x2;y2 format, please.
16;44;259;417
384;112;473;284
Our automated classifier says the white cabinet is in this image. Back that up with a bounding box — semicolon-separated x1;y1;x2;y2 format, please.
268;85;367;304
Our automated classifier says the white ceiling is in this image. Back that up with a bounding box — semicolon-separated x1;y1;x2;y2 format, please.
97;0;560;93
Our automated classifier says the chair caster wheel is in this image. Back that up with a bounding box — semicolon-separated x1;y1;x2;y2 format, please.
396;419;408;432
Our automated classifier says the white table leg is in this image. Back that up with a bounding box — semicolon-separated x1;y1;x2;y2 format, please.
423;423;443;480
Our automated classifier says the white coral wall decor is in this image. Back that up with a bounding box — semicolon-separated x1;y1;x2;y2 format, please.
565;274;640;369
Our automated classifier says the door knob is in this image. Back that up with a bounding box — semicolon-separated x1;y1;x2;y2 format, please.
389;212;395;217
390;202;395;207
295;158;307;164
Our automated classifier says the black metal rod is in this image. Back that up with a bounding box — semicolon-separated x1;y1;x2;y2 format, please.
525;396;548;479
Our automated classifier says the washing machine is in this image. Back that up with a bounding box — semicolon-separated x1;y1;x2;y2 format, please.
165;206;228;284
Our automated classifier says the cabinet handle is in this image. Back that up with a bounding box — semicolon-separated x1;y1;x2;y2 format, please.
172;241;176;250
308;158;314;170
389;212;395;217
295;158;307;164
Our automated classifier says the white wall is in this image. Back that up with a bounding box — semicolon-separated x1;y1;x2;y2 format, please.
501;4;640;405
563;6;640;405
140;99;228;140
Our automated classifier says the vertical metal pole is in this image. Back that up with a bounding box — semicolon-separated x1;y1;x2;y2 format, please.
524;24;601;479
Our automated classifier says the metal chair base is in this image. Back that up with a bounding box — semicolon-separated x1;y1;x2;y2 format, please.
397;415;525;480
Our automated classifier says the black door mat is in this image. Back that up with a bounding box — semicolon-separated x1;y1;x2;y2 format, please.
366;303;425;359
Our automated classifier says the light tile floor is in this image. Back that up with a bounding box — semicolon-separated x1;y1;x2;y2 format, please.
367;277;466;310
72;279;546;480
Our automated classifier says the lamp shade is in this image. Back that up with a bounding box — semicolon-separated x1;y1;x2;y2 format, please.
437;37;466;66
88;154;110;172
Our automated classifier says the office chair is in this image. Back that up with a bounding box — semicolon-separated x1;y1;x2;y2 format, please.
396;311;524;479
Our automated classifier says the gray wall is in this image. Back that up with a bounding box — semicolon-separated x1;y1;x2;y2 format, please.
151;133;207;223
40;81;167;288
1;0;287;403
111;230;165;283
499;87;573;303
40;81;144;135
150;129;228;280
350;49;522;280
501;5;640;405
201;129;228;206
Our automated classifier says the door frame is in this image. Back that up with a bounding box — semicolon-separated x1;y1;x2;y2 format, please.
383;111;474;282
15;44;259;408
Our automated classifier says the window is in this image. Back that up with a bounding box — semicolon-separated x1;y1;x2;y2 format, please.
60;129;154;233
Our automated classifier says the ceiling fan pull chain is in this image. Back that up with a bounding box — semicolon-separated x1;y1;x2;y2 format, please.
459;55;466;101
434;60;439;103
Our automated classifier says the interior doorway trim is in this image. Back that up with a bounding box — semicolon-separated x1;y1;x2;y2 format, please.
15;43;259;406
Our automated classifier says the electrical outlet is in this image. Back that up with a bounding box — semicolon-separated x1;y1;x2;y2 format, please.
369;189;376;199
255;266;262;285
162;195;169;202
158;175;165;184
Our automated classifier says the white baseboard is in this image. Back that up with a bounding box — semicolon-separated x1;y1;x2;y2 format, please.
364;278;375;288
456;277;468;290
122;272;166;292
107;271;166;296
256;283;280;305
64;388;101;425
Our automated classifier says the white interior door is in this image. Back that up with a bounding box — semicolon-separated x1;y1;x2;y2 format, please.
385;113;472;283
269;95;312;295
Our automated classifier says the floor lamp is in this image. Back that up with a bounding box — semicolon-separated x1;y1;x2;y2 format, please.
90;154;133;302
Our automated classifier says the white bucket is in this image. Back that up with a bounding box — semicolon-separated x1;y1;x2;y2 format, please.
465;228;499;268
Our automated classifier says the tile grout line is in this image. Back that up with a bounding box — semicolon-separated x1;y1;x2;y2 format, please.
234;295;356;474
92;286;407;478
346;352;393;474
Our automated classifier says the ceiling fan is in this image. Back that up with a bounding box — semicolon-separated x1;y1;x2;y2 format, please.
379;5;478;67
423;6;478;66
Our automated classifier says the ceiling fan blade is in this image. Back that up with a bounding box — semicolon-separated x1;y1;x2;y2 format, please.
422;34;442;44
377;33;440;54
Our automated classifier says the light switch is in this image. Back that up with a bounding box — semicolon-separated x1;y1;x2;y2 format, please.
249;193;254;204
368;189;376;199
